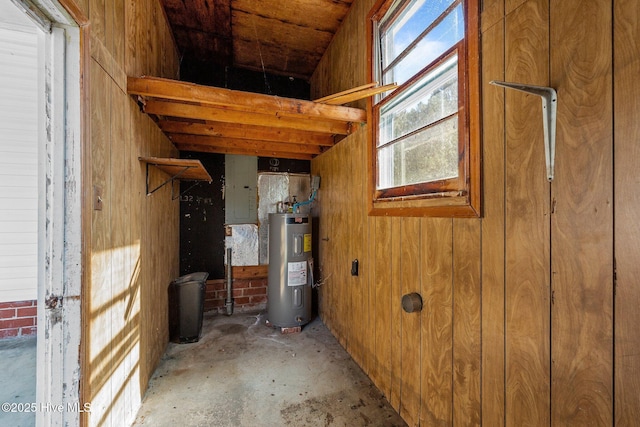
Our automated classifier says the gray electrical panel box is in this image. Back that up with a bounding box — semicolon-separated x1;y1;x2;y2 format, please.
225;155;257;224
267;213;312;328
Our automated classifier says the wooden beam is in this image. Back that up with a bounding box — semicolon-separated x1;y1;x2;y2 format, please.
230;264;268;279
313;82;378;103
158;120;336;146
168;134;324;155
319;83;398;105
143;99;354;135
128;76;367;123
173;142;315;160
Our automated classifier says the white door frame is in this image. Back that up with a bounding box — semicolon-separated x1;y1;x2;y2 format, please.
10;0;83;425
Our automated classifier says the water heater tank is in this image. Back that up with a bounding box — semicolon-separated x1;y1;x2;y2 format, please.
267;213;312;327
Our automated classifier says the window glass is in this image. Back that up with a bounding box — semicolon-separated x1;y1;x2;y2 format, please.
378;116;458;189
368;0;480;216
380;1;463;87
378;54;458;147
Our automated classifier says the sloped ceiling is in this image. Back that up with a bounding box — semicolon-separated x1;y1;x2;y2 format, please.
160;0;355;80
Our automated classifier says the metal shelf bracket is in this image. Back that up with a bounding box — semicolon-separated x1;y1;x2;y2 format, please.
144;162;194;198
490;80;557;181
145;164;208;200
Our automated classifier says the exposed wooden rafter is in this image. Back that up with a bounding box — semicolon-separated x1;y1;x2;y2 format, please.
127;76;367;159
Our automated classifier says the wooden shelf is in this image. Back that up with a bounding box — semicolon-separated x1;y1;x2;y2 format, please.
139;156;212;198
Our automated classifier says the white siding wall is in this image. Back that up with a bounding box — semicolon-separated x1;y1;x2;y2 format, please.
0;23;38;303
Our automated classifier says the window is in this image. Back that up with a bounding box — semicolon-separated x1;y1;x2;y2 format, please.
367;0;480;217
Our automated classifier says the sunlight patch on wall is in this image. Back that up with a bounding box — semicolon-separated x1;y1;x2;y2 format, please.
89;241;143;426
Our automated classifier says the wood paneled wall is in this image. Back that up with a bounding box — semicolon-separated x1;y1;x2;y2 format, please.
311;0;639;424
67;0;180;425
613;0;640;424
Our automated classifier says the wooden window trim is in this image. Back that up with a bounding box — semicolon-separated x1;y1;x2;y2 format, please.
366;0;481;218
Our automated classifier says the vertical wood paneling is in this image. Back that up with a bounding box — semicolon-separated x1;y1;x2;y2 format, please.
349;132;366;367
316;138;351;343
310;0;630;426
112;0;125;67
142;123;179;382
125;0;144;77
452;219;481;426
550;1;613;424
103;0;114;54
160;5;180;80
399;217;421;426
150;1;161;76
85;0;180;423
88;59;112;425
420;218;453;426
89;0;105;45
480;10;506;427
505;0;527;14
372;216;392;399
124;0;138;76
359;133;374;376
389;217;402;412
334;141;349;348
327;142;341;340
504;1;551;425
127;97;144;424
310;0;374;109
312;153;332;329
481;0;504;32
109;69;127;425
325;151;339;334
614;0;640;423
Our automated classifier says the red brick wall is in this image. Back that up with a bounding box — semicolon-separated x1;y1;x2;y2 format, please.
205;278;267;313
0;300;37;339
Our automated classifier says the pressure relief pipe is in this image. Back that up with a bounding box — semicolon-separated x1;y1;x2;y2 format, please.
226;247;234;316
292;176;320;213
292;189;317;213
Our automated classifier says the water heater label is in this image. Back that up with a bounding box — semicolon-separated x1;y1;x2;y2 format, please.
288;261;307;286
304;234;312;252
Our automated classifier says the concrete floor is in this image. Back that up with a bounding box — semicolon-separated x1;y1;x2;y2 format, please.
0;336;37;427
134;311;406;427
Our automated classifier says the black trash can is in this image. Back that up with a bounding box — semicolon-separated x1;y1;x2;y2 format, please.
168;272;209;343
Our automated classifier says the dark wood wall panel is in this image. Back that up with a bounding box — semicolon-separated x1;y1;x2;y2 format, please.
614;0;640;424
480;8;505;427
550;0;614;424
311;0;635;425
504;0;551;424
